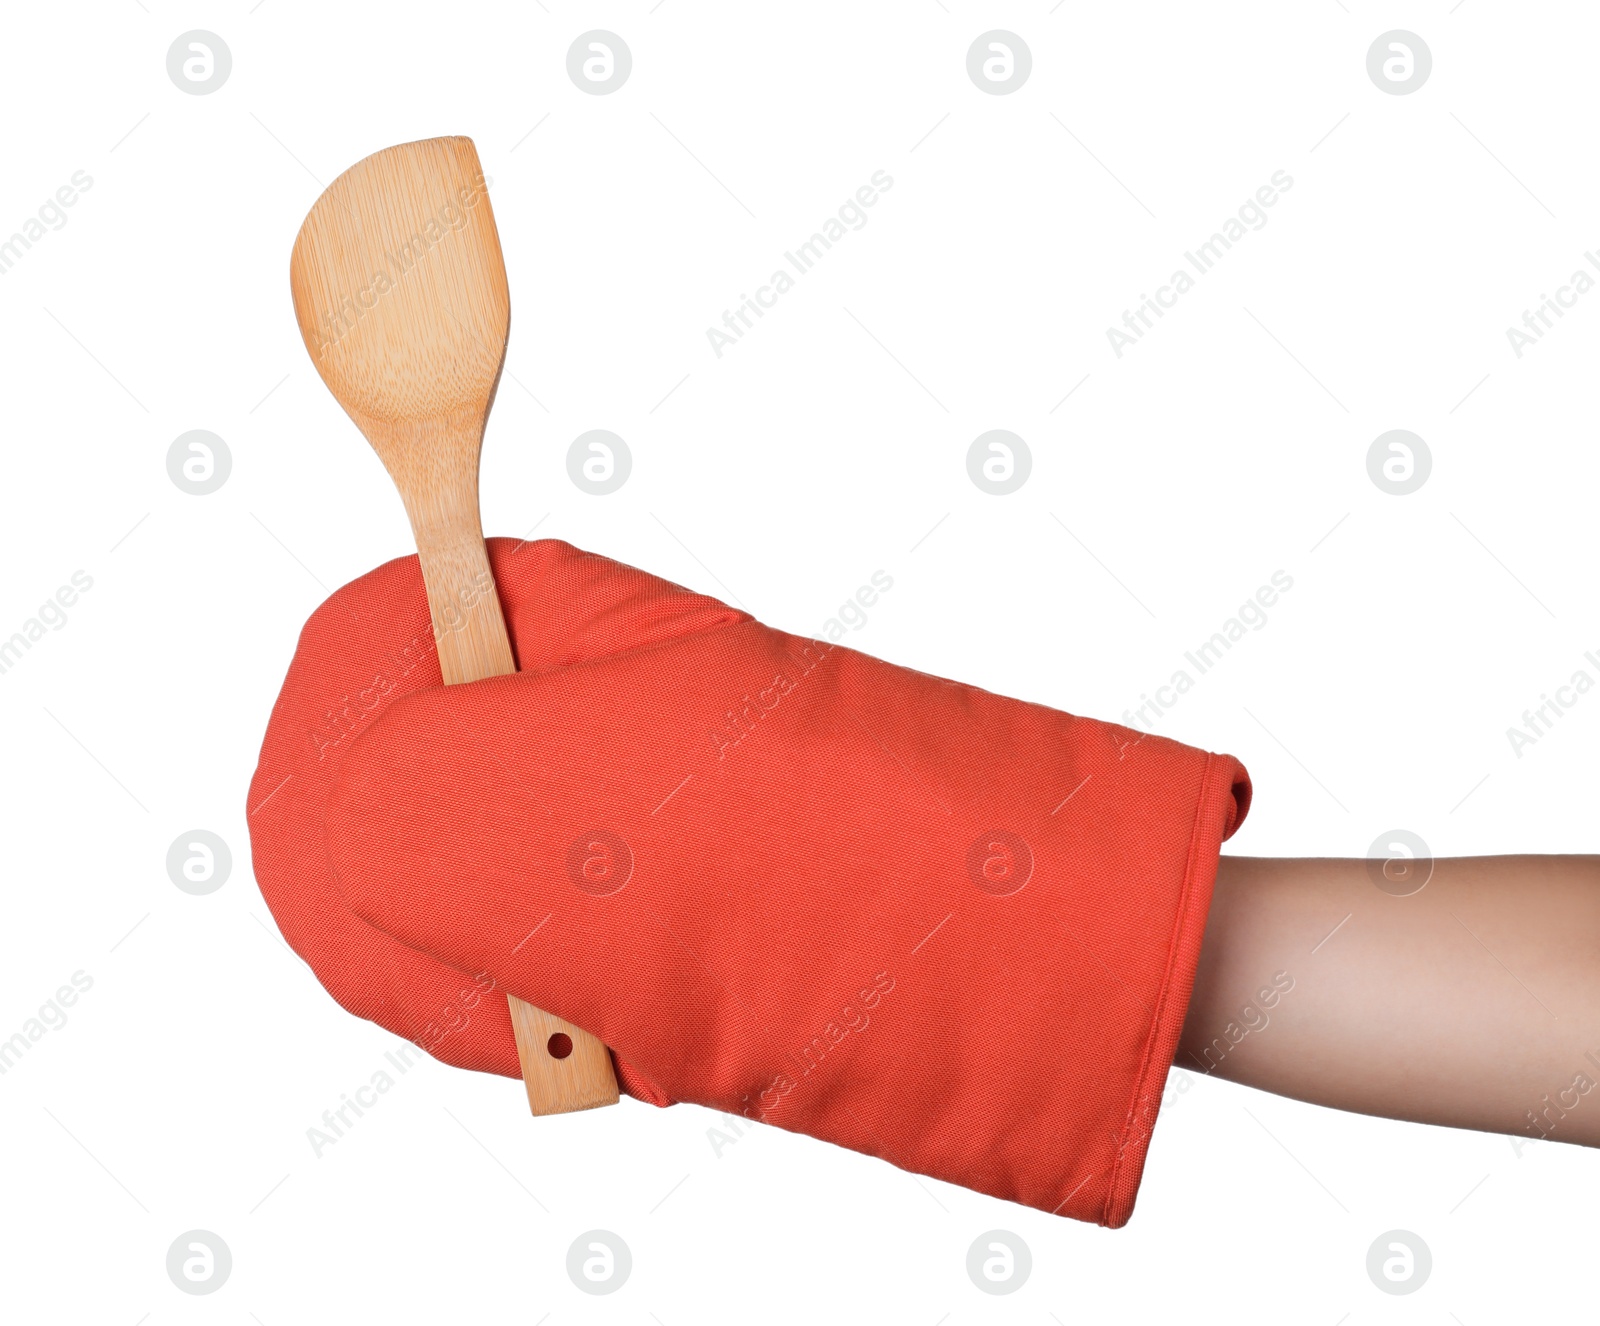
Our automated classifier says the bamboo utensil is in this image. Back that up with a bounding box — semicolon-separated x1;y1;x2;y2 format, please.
289;135;620;1115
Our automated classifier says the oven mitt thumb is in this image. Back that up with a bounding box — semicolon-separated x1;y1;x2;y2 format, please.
306;540;1250;1226
248;538;752;1096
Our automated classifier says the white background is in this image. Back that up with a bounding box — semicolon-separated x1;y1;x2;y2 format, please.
2;1;1596;1320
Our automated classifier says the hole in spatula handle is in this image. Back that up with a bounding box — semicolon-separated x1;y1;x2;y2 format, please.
546;1032;574;1060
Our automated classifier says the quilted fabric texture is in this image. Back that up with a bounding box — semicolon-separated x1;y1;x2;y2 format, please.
249;538;1250;1226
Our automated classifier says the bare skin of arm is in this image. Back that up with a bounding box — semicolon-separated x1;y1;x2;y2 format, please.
1178;855;1600;1147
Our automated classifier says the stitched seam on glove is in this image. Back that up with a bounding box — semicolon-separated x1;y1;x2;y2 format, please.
1101;750;1227;1226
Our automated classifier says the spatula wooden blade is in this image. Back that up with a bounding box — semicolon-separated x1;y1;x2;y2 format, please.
290;135;508;448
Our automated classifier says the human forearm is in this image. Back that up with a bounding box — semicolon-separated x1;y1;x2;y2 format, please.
1179;855;1600;1146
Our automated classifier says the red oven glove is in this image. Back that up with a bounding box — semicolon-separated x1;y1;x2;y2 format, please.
249;538;1249;1226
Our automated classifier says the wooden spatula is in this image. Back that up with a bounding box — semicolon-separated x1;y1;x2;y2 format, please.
288;135;620;1116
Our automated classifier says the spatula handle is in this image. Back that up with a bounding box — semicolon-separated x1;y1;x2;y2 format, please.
416;529;621;1116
